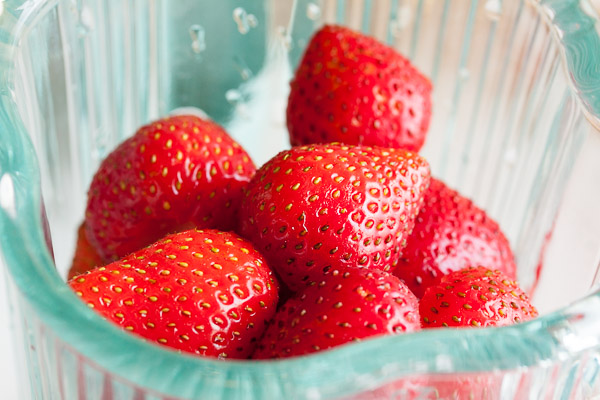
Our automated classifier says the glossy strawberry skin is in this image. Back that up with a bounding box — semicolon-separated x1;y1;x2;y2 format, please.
85;115;256;262
68;222;104;280
238;143;430;291
252;268;419;359
420;266;538;328
69;229;279;359
287;25;432;152
394;178;517;298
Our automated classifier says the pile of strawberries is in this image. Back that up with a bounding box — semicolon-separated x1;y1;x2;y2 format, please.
68;25;537;362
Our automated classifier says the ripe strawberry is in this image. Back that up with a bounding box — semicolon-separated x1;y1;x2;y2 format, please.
85;115;256;262
423;374;503;400
253;268;419;359
238;143;430;291
420;266;538;328
69;229;279;359
287;25;432;152
394;178;517;298
346;375;502;400
68;222;104;280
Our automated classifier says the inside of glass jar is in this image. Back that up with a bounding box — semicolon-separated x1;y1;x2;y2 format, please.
10;0;600;316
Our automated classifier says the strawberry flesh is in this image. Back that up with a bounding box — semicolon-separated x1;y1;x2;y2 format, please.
287;25;432;152
238;143;430;291
253;268;419;359
69;229;279;359
85;115;256;262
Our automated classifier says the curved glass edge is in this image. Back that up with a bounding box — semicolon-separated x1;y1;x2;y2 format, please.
0;0;599;398
536;0;600;130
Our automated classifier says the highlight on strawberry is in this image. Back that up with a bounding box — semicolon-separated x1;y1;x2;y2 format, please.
287;25;432;152
238;143;431;291
69;229;279;359
85;115;256;263
63;21;541;369
419;266;538;329
253;268;420;359
394;178;517;298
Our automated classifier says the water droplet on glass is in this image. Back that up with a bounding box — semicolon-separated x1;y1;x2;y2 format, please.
247;14;258;28
235;103;250;119
306;3;321;21
276;26;293;51
225;89;243;104
76;6;94;37
459;68;470;80
91;147;106;163
0;174;16;218
233;7;258;35
239;68;252;80
484;0;502;21
233;56;253;81
92;128;108;161
189;24;206;55
76;24;89;37
504;148;517;165
390;5;412;37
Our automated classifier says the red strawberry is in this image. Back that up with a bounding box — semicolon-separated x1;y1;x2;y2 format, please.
420;266;538;328
394;178;517;298
372;372;504;400
345;375;502;400
287;25;432;152
253;268;419;359
85;115;256;262
423;374;503;400
69;229;279;359
68;222;104;280
238;143;430;291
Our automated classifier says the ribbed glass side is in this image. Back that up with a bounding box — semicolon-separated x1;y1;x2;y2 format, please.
1;0;599;399
7;256;600;399
318;0;590;293
13;0;590;290
12;1;169;277
4;269;175;400
340;360;600;399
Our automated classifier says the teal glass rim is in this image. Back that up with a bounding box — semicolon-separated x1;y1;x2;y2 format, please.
537;0;600;130
0;0;599;398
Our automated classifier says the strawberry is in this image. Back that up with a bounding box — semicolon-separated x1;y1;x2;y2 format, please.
287;25;432;152
252;268;419;359
85;115;256;262
238;143;430;291
69;229;279;359
68;222;104;280
344;376;499;400
423;374;503;400
394;178;517;298
420;266;538;328
345;374;503;399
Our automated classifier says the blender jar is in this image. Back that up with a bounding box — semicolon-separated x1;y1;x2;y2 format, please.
0;0;600;398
